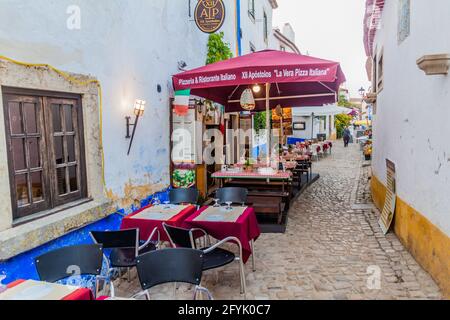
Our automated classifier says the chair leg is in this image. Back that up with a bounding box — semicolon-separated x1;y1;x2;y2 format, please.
109;281;115;298
194;285;214;300
237;258;247;296
127;268;131;282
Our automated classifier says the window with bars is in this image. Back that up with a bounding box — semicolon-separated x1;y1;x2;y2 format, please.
248;0;255;21
398;0;410;44
2;88;87;222
263;11;268;43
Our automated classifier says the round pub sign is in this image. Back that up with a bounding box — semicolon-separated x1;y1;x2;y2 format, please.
194;0;226;34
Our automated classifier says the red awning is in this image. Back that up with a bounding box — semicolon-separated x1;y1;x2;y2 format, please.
172;50;346;112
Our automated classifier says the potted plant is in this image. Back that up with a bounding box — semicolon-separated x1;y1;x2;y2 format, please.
363;142;372;160
244;158;254;172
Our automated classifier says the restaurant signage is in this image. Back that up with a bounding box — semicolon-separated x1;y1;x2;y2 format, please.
194;0;226;34
379;159;397;234
175;67;335;90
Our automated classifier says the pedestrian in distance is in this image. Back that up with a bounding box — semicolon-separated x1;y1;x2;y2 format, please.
343;127;351;148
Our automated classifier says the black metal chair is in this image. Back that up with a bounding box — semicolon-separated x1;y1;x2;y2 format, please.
163;223;246;295
34;244;111;297
133;248;213;300
90;228;160;281
169;188;199;205
216;187;248;206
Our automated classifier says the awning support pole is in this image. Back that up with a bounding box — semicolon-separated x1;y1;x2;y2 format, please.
228;92;335;104
266;83;271;166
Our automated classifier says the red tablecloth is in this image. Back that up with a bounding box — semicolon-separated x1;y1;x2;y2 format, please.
212;170;292;180
183;206;260;264
120;205;197;242
7;279;93;300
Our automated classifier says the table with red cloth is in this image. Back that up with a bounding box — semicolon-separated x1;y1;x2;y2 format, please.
120;204;197;242
3;279;93;300
183;206;260;264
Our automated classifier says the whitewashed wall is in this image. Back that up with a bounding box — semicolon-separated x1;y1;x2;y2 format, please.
372;0;450;235
0;0;209;199
0;0;276;203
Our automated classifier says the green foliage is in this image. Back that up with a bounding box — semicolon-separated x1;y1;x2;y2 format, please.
335;114;352;139
253;111;267;133
338;95;354;108
206;32;233;65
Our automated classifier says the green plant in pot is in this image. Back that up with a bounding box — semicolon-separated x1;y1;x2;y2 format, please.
244;158;254;172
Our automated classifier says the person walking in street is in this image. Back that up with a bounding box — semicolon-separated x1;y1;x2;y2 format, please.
343;126;351;147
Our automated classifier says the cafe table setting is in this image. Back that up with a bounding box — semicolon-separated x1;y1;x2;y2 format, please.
183;205;261;264
120;203;197;242
0;279;93;300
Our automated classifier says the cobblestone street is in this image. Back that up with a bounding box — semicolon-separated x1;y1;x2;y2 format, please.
115;141;442;300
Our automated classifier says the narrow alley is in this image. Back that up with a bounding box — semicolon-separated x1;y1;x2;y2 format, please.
116;142;442;300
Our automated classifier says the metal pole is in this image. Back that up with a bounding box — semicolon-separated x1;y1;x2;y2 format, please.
311;112;315;140
266;83;271;166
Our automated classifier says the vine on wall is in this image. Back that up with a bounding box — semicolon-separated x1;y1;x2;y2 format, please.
206;32;233;65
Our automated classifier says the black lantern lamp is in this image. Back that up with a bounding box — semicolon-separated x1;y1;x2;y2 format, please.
126;99;146;155
358;87;366;97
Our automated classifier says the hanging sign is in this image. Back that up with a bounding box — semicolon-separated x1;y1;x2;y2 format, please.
379;159;397;234
194;0;226;34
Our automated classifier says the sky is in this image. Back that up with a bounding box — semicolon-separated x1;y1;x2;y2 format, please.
273;0;371;98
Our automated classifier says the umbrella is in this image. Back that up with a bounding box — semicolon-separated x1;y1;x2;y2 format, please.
172;50;346;159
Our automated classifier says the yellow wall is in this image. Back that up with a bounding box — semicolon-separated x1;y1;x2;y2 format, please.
371;175;450;298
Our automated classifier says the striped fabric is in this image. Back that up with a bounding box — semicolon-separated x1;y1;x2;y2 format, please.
173;89;190;116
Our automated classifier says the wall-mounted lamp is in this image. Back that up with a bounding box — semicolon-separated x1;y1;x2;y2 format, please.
126;99;146;155
358;87;366;97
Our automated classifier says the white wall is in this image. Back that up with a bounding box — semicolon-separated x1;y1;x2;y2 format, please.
292;116;312;140
0;0;211;199
0;0;276;202
371;0;450;235
292;116;328;140
223;0;274;54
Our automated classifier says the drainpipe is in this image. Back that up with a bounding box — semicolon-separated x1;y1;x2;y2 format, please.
236;0;242;56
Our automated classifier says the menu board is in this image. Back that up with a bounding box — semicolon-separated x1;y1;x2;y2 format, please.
172;108;197;163
379;159;397;234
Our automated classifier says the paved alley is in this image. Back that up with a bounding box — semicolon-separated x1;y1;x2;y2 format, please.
115;141;442;300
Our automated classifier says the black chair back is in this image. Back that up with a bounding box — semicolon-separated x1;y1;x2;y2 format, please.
169;188;199;205
216;187;248;205
136;249;203;290
90;229;138;249
163;223;193;248
35;244;103;283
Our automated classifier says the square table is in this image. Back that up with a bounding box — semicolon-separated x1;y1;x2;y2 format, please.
183;206;260;264
120;204;197;242
1;279;93;300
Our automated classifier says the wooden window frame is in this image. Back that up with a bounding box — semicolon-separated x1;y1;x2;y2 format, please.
248;0;256;22
293;122;306;131
377;49;384;92
263;10;268;43
2;87;88;222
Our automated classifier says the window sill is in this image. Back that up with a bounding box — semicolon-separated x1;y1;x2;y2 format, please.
0;197;114;261
12;198;94;228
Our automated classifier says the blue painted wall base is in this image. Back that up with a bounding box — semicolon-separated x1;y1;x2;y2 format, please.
0;188;170;285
